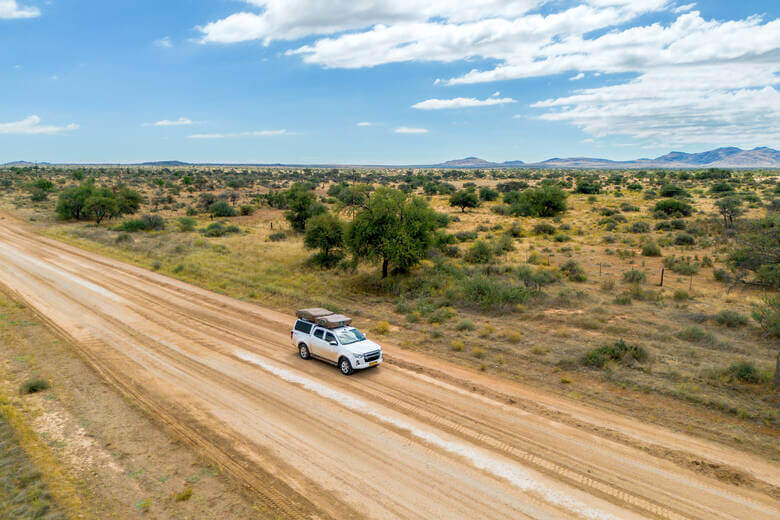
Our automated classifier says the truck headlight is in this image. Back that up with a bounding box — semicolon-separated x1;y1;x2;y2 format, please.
354;353;364;360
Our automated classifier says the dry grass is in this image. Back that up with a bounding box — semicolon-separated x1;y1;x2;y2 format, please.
2;167;778;458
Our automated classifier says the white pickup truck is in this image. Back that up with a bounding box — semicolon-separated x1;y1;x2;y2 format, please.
291;308;383;375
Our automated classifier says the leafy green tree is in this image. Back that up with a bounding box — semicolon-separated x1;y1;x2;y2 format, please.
508;186;567;218
115;187;143;217
347;188;438;278
715;196;743;228
478;186;499;202
56;181;95;220
449;189;480;212
285;184;326;232
728;215;779;287
84;195;118;225
304;213;345;267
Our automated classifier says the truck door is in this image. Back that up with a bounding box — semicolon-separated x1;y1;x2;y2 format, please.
310;327;326;357
323;331;339;362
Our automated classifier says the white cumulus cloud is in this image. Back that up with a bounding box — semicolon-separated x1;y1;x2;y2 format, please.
194;2;780;145
394;126;428;134
412;97;516;110
188;129;290;139
144;117;193;127
0;115;78;135
154;36;173;48
0;0;39;19
356;121;374;126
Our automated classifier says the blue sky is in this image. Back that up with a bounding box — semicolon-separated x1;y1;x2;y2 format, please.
1;1;778;164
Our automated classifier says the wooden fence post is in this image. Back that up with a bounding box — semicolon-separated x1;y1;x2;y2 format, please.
659;267;664;287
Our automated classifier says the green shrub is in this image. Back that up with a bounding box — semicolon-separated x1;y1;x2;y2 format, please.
714;310;748;328
208;200;237;218
239;204;255;216
673;289;690;301
622;269;646;284
713;268;731;283
630;221;651;233
455;319;475;331
20;378;49;395
464;240;494;264
429;306;456;323
674;232;695;245
455;230;478;242
641;241;661;257
751;296;779;338
582;340;647;369
115;214;165;232
202;221;240;237
478;186;499;201
459;275;529;310
560;260;587;282
533;223;556;235
677;326;714;344
268;232;286;241
177;216;197;232
726;361;764;384
653;199;692;217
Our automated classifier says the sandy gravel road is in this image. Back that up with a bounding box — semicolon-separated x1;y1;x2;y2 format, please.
0;219;777;520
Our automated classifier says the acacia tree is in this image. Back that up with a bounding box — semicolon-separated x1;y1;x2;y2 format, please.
84;195;118;225
304;213;345;267
347;188;438;278
449;189;480;212
715;196;743;228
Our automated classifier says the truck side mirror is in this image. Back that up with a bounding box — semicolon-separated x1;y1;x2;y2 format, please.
329;341;338;346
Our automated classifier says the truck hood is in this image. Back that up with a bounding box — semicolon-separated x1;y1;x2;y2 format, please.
346;340;382;355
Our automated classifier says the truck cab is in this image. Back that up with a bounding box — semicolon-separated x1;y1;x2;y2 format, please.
292;308;382;375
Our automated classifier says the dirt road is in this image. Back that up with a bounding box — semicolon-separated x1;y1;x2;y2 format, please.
0;220;777;520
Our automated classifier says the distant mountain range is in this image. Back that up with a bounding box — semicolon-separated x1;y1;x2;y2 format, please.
3;147;778;169
435;147;779;169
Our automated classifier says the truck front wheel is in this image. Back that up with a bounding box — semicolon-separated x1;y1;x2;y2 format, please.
339;357;354;375
299;343;311;360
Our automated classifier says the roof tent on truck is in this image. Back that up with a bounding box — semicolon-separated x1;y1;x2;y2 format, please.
296;308;333;322
295;308;353;329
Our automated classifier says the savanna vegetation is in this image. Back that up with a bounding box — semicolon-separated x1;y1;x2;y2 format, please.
1;162;778;457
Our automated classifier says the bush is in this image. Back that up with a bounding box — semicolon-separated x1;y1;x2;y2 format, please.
654;199;692;217
714;310;748;328
20;378;49;395
373;321;390;334
478;186;499;201
202;222;239;237
560;261;587;282
673;289;690;301
455;319;475;331
464;240;494;264
641;241;661;257
208;201;237;218
455;230;478;242
459;275;529;310
630;221;651;233
507;186;568;218
177;216;197;232
268;232;286;242
116;214;165;232
677;326;714;344
622;269;646;284
673;232;695;245
533;223;556;235
713;268;732;283
751;296;779;338
726;361;763;384
582;340;647;369
239;204;255;216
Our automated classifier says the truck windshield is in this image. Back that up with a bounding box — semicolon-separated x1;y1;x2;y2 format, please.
335;328;366;345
